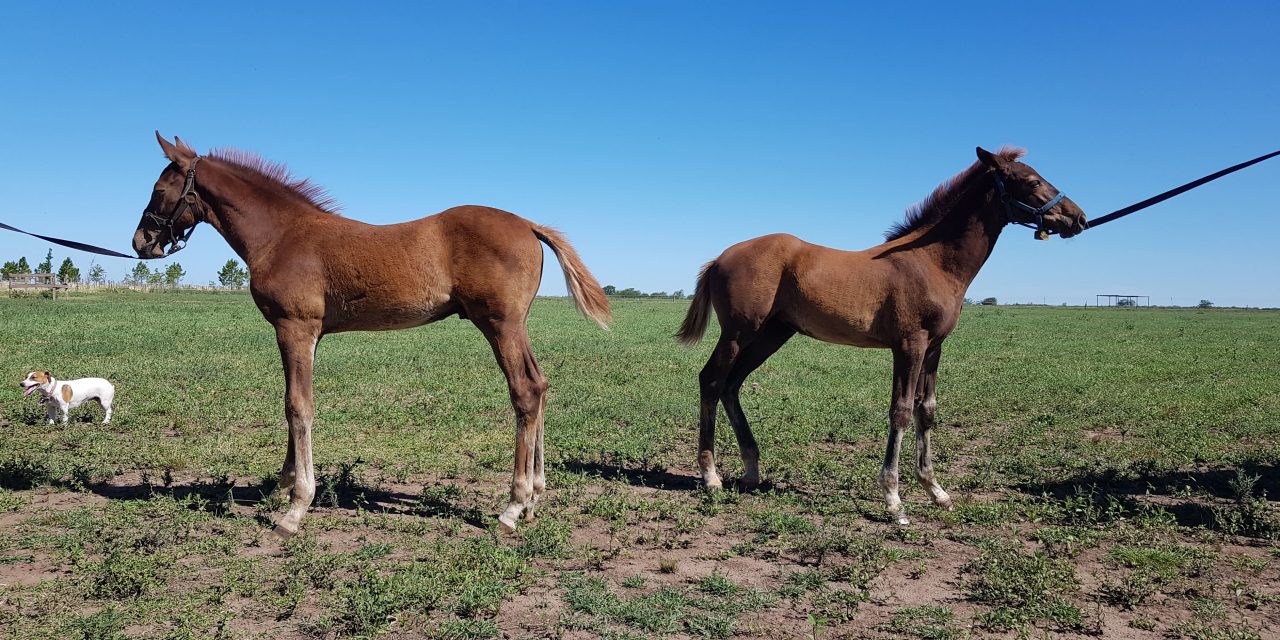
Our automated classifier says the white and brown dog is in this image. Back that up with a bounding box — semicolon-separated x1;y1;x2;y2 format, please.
20;371;114;424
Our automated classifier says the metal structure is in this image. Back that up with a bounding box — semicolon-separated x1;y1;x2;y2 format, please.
1096;294;1150;307
6;273;69;299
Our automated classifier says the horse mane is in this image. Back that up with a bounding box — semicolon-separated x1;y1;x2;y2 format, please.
884;146;1025;241
208;148;340;214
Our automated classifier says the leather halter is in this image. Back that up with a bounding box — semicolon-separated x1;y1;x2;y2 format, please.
143;157;203;256
991;170;1064;234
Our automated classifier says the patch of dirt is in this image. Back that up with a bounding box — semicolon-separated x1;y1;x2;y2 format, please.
1;462;1277;639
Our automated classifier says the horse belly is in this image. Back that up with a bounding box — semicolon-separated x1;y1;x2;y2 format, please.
789;303;887;348
324;291;457;332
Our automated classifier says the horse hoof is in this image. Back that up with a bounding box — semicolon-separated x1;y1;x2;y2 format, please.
737;477;761;491
498;513;519;534
271;523;298;540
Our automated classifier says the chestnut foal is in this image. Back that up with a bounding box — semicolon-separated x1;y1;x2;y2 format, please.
677;147;1087;524
134;133;611;536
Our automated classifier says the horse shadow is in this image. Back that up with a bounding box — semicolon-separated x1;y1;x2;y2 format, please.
0;456;491;530
556;459;805;496
1014;462;1279;533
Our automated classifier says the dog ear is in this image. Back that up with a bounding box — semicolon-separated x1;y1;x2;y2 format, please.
43;370;51;379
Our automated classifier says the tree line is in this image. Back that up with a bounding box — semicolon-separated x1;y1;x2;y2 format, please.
0;249;102;284
0;248;251;289
602;285;690;299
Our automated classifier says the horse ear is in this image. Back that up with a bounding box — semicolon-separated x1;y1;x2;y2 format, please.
174;136;196;155
156;131;195;166
976;146;1001;169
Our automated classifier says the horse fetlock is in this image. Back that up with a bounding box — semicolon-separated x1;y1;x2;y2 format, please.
739;458;762;489
879;467;900;491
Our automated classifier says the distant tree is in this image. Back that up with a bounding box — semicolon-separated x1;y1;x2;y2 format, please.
148;269;165;286
617;287;642;298
163;262;186;286
15;257;30;274
217;259;248;288
963;297;976;305
0;260;20;279
602;285;617;296
673;289;684;299
980;297;998;306
649;291;668;298
1198;300;1214;309
88;263;106;284
57;257;80;284
128;262;151;285
36;249;54;274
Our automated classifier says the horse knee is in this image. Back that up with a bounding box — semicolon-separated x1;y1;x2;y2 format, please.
889;402;914;426
915;397;937;421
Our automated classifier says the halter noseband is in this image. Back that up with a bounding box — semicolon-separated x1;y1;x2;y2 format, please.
991;170;1064;237
143;157;202;256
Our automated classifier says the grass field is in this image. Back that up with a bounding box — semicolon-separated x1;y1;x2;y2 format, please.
0;290;1277;639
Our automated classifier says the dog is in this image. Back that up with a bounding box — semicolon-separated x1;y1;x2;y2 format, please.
20;371;114;425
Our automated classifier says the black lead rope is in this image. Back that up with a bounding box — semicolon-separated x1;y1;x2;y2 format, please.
0;221;139;259
1083;148;1280;231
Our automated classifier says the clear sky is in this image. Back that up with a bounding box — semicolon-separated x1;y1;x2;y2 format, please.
2;2;1277;306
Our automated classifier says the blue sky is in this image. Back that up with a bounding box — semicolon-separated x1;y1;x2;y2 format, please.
2;2;1277;306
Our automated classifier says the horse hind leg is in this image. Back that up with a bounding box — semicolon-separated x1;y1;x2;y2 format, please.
697;334;745;490
721;322;795;489
525;379;548;522
913;344;953;510
477;318;547;533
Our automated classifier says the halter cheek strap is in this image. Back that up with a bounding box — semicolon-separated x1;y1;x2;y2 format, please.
143;157;203;256
991;171;1064;232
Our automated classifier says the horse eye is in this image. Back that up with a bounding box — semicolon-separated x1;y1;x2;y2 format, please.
1029;180;1042;188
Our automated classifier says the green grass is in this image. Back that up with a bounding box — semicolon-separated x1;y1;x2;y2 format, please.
0;290;1278;638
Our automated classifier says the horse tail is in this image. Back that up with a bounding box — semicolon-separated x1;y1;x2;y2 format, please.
532;225;612;329
676;261;716;346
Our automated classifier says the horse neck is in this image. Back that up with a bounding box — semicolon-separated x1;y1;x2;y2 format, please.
910;176;1006;288
194;160;309;266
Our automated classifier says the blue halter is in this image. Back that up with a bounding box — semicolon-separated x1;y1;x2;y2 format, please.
991;170;1064;232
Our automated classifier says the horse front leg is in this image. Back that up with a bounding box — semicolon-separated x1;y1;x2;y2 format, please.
882;338;926;525
275;431;297;504
272;322;320;539
914;343;953;510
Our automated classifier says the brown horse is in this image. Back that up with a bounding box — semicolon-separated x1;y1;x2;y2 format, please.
134;133;611;536
677;147;1087;524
